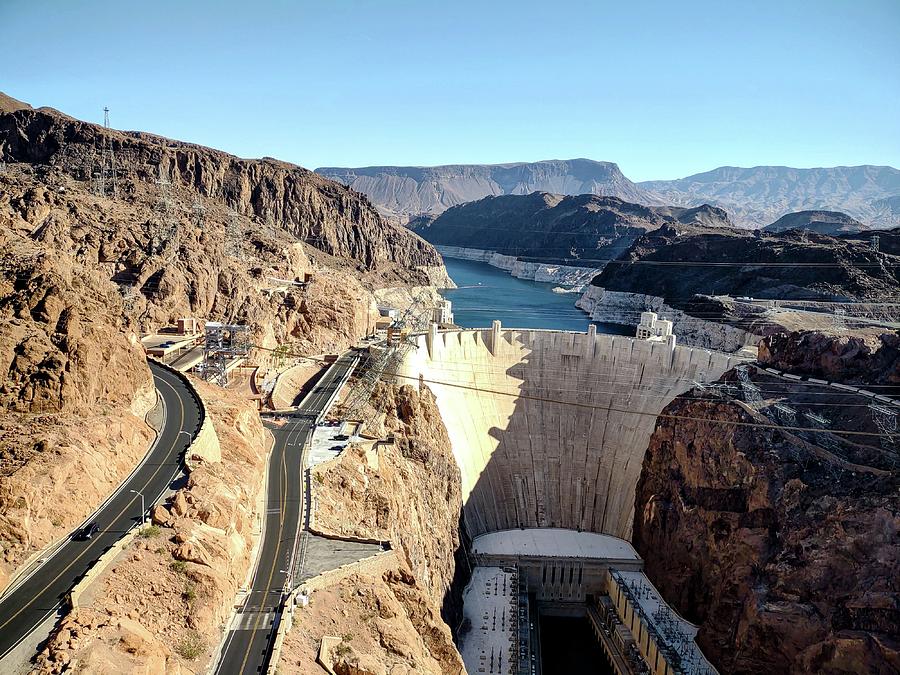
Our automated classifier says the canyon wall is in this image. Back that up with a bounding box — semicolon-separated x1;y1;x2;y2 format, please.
278;383;466;675
399;327;746;540
436;245;600;286
633;374;899;674
577;286;759;352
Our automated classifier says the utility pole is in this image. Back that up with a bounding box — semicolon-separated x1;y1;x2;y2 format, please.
130;489;146;527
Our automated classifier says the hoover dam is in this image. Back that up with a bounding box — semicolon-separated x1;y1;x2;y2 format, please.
399;322;746;674
401;322;745;540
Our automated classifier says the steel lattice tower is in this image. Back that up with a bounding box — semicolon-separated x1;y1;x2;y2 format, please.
94;107;118;198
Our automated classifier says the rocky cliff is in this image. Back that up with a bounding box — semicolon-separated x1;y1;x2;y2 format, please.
759;330;900;386
0;219;157;591
763;210;868;235
633;357;899;674
641;165;900;229
317;158;662;222
279;382;466;674
590;224;900;304
33;377;270;673
0;96;452;352
411;192;731;267
0;100;441;273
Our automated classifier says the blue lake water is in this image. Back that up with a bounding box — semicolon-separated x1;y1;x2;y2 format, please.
440;257;632;335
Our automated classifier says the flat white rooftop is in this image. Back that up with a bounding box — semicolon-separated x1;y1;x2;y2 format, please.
614;570;718;674
459;566;517;675
472;528;640;561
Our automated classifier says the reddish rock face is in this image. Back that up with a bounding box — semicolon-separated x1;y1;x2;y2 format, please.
759;330;900;386
633;373;900;674
0;105;441;273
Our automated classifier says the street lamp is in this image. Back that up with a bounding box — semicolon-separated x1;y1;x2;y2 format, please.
178;430;191;442
129;489;146;527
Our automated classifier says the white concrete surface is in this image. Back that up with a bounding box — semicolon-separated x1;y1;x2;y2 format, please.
307;425;362;467
459;566;518;675
473;528;639;560
400;325;748;539
614;570;717;674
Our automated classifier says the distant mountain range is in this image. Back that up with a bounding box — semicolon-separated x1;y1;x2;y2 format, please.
641;165;900;229
317;160;900;229
316;159;662;222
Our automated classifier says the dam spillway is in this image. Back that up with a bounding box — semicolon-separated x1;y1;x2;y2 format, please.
399;322;747;540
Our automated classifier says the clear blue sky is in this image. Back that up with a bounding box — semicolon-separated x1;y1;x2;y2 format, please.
2;0;898;180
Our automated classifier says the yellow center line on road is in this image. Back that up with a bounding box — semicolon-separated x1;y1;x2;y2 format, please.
236;425;291;673
0;375;186;633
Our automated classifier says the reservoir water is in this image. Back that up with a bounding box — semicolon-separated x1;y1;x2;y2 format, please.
441;257;631;334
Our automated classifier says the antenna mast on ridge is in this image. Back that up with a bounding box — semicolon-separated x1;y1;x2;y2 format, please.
95;106;119;198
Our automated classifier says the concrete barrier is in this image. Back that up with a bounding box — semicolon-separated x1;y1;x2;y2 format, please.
69;527;141;608
265;550;398;675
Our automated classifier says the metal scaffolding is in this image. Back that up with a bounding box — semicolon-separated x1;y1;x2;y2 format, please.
200;322;251;386
342;296;434;422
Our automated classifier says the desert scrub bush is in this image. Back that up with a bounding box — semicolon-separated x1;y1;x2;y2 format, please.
170;560;187;573
183;581;197;604
175;630;205;660
138;525;161;538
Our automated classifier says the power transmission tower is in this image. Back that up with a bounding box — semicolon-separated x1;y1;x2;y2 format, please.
870;402;898;453
735;366;763;406
226;210;243;259
192;196;206;229
94;106;118;198
151;165;179;253
832;307;847;331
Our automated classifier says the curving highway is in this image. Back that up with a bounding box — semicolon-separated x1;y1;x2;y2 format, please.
214;352;357;675
0;361;201;661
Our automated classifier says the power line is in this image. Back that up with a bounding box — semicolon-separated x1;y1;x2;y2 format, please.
252;343;897;442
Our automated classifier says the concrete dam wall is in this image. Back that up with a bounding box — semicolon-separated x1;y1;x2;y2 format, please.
399;324;747;540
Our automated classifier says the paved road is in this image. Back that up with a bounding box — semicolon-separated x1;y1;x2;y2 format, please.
0;361;201;661
214;352;357;675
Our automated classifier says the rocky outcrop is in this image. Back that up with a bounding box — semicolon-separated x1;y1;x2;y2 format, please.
0;226;152;415
314;383;466;625
759;330;900;385
0;100;441;273
317;158;662;222
282;383;466;674
411;192;731;268
763;210;868;235
633;366;900;674
641;165;900;229
32;377;270;674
